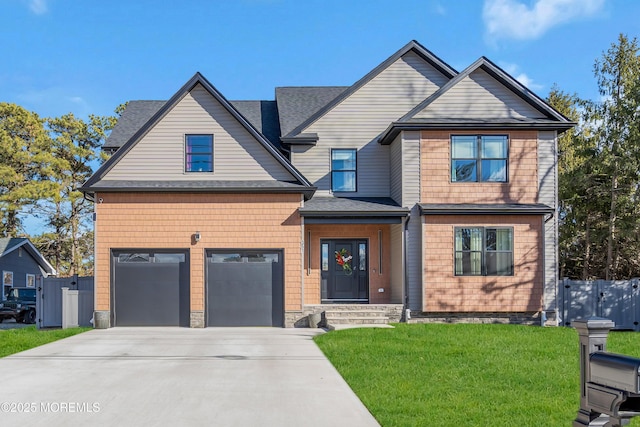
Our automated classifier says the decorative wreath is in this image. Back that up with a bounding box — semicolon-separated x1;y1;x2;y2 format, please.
335;248;353;276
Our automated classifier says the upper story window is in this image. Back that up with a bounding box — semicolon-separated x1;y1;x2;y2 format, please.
451;135;508;182
454;227;513;276
331;149;356;192
185;134;213;172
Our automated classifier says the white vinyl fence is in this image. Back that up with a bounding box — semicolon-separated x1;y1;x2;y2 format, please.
559;278;640;330
37;276;94;328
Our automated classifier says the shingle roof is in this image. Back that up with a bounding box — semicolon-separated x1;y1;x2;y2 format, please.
300;197;409;216
83;72;313;194
275;87;348;137
0;237;27;254
281;40;458;139
0;238;56;275
85;179;314;196
103;99;284;150
230;100;282;148
103;101;165;149
419;203;554;215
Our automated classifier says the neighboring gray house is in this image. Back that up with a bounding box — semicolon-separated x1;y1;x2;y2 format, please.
0;238;56;300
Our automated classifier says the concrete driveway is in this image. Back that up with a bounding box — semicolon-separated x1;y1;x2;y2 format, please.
0;327;379;427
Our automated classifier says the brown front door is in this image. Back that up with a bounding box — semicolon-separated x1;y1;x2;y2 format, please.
321;240;368;302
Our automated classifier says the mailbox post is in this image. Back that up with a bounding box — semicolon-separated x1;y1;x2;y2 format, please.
573;317;640;427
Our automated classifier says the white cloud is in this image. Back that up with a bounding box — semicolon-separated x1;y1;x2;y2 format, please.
429;1;446;16
28;0;48;15
483;0;604;42
500;62;543;91
17;86;90;118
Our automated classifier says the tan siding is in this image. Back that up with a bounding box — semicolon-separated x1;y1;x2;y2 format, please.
402;131;421;206
538;131;558;310
414;68;546;119
291;51;450;197
390;134;403;204
421;130;539;204
94;193;303;312
106;84;295;181
423;215;543;312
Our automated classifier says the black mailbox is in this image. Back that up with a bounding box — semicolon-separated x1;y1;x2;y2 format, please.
590;352;640;394
574;319;640;427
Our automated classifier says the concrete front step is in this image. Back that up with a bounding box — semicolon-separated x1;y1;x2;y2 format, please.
327;324;395;331
324;310;387;318
325;316;390;325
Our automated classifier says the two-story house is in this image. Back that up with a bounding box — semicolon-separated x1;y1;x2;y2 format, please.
81;40;573;328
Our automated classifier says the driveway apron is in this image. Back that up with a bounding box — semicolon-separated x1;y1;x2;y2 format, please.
0;327;380;427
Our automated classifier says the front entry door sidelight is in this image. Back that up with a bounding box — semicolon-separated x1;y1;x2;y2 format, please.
321;240;368;302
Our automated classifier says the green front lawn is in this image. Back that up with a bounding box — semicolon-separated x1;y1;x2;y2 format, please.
0;326;90;358
314;324;640;427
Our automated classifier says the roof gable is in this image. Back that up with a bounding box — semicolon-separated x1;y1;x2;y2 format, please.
283;40;458;139
402;57;570;122
0;238;56;276
83;73;312;191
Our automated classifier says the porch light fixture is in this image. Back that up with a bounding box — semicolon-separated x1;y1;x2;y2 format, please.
194;232;201;242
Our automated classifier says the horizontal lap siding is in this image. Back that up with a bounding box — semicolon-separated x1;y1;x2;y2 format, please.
292;51;449;197
413;68;546;119
402;131;421;204
94;193;303;312
421;130;538;204
538;131;558;310
390;134;402;204
106;84;294;181
423;215;543;313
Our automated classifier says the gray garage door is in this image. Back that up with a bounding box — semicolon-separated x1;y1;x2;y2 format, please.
112;250;190;327
207;250;283;327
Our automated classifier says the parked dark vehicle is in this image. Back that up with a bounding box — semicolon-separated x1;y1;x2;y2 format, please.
0;288;36;324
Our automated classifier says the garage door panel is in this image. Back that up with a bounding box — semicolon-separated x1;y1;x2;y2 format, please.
207;251;283;327
112;251;190;327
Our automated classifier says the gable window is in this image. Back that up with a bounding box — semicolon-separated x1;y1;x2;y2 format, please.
185;134;213;172
331;149;356;192
454;227;513;276
451;135;508;182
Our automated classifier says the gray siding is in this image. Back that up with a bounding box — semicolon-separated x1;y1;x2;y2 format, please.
401;131;421;206
407;205;423;311
291;51;450;197
414;68;546;120
390;134;403;204
105;84;295;182
1;248;43;299
390;223;404;304
538;130;558;311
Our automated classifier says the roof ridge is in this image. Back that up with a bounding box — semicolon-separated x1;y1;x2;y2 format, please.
281;40;458;138
82;72;313;191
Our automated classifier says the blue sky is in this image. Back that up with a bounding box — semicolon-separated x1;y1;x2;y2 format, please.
1;0;639;123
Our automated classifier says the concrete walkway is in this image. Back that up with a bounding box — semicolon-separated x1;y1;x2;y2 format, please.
0;327;380;427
